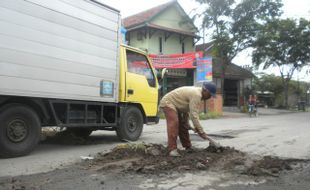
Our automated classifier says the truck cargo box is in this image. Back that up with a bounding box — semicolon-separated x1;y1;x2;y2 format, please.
0;0;120;103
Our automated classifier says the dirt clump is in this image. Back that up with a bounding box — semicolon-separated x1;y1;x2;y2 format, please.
84;143;297;177
244;156;293;177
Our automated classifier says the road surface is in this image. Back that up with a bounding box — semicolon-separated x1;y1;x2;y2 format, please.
0;109;309;189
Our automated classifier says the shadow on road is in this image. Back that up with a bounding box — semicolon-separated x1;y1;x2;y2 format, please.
40;131;120;146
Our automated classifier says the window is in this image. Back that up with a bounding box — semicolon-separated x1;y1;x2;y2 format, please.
126;50;156;87
182;42;185;54
159;37;163;53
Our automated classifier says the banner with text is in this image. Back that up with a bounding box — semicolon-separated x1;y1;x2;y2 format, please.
149;51;203;69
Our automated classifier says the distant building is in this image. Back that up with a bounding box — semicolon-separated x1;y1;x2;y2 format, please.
123;0;200;95
123;0;198;54
123;1;254;111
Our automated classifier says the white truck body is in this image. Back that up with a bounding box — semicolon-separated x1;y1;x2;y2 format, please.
0;0;120;103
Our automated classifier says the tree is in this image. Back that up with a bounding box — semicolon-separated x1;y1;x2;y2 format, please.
195;0;283;94
252;18;310;108
253;74;283;107
253;74;283;95
253;74;310;107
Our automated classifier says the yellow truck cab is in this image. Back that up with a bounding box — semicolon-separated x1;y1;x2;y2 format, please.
116;45;160;141
119;45;159;116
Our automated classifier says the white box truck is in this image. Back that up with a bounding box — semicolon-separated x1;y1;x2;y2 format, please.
0;0;161;157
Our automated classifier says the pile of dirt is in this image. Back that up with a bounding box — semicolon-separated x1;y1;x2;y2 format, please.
84;143;296;177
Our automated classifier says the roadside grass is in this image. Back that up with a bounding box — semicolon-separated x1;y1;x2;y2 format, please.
199;112;222;120
159;111;166;119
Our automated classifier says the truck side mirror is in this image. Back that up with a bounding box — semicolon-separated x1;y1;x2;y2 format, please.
157;68;168;81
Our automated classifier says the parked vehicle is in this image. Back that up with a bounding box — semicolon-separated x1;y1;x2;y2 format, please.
0;0;162;157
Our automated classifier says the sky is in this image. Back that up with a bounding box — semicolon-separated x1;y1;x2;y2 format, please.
99;0;310;82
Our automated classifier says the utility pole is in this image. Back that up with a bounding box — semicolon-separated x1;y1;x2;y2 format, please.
307;88;310;106
297;72;300;102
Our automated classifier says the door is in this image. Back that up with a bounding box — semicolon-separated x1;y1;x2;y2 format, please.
125;50;158;116
224;79;238;106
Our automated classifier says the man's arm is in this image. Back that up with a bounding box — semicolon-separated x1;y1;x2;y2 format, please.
188;98;206;137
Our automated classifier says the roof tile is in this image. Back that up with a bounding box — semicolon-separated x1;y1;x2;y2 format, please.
123;1;175;28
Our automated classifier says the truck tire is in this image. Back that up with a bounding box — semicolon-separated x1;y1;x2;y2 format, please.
66;128;93;138
0;104;41;157
116;106;143;141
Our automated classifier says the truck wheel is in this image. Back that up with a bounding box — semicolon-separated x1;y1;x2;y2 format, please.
0;104;41;157
116;106;143;141
66;128;92;138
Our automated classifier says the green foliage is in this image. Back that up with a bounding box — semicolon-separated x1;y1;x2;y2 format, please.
199;112;222;120
195;0;283;94
252;18;310;108
253;18;310;71
158;111;166;119
253;74;283;95
253;74;310;107
195;0;283;62
241;105;248;113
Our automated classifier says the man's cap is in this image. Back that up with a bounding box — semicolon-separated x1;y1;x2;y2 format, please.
202;82;216;97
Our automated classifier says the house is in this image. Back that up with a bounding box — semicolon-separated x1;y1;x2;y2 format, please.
123;0;201;95
123;1;248;113
123;0;198;54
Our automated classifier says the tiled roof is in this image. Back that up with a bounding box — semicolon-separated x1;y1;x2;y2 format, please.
123;1;176;29
213;61;255;79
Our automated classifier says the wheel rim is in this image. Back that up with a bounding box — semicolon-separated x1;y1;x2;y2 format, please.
7;119;28;143
127;114;139;132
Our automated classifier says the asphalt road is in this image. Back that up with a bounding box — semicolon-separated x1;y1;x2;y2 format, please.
0;109;309;189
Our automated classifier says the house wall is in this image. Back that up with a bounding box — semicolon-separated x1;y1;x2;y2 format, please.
150;6;194;33
128;30;194;54
127;31;148;51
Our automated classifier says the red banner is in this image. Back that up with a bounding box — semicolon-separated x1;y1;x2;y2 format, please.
149;51;203;69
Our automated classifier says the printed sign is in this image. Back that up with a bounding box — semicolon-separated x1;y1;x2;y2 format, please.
100;80;114;97
196;56;212;82
149;52;203;68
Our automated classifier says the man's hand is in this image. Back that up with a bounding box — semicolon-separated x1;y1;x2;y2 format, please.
209;139;221;148
198;133;222;148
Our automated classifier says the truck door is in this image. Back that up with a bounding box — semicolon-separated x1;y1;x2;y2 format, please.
125;50;158;116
